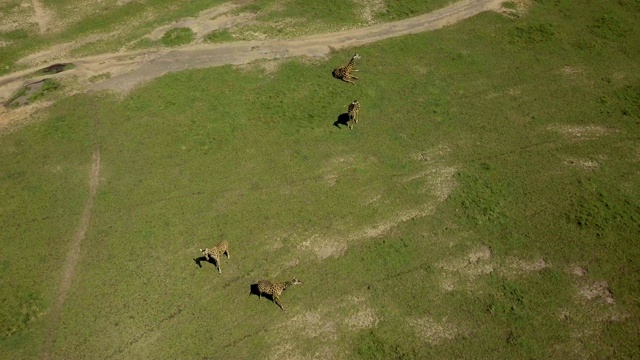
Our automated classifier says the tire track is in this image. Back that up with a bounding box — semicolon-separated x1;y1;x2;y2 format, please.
41;143;101;360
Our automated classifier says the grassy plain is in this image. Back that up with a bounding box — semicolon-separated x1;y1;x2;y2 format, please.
1;0;640;359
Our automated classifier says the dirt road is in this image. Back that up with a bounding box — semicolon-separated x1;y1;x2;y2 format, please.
0;0;503;100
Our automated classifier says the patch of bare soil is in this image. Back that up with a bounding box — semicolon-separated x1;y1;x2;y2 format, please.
5;80;43;107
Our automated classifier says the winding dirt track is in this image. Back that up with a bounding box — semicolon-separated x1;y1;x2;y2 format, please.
0;0;502;98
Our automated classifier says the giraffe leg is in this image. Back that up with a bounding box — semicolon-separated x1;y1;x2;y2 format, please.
214;256;221;273
274;296;285;311
226;250;230;259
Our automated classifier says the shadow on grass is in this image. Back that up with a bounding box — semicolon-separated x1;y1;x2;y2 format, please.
193;256;219;270
333;113;351;129
249;283;277;304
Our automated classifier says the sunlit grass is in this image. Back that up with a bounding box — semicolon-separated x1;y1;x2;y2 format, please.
1;0;639;358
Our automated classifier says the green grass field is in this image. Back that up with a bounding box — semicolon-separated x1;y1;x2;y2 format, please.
1;0;640;359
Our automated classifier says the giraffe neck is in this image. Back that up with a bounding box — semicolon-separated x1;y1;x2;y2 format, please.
345;57;356;71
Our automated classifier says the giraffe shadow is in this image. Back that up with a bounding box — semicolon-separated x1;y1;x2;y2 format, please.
249;283;276;302
333;113;351;129
193;256;218;269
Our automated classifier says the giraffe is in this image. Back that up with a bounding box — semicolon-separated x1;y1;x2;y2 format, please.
256;277;303;311
199;241;230;273
332;53;361;84
347;100;361;129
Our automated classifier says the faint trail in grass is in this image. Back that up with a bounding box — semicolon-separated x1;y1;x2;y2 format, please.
41;117;101;360
31;0;53;34
106;305;184;359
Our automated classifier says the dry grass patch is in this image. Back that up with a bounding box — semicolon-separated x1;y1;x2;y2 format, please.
408;316;460;345
579;280;616;304
299;205;435;260
560;66;585;75
270;295;379;359
299;234;349;260
437;246;493;291
321;154;377;186
563;157;601;170
17;13;156;66
302;158;457;260
409;144;451;163
0;2;37;33
0;100;52;134
31;0;54;34
146;3;255;42
498;0;532;17
361;193;382;206
234;58;286;74
548;124;619;141
570;265;587;277
353;0;386;25
501;257;548;277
